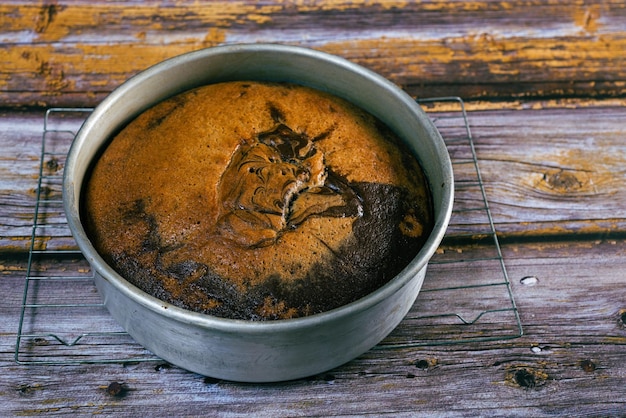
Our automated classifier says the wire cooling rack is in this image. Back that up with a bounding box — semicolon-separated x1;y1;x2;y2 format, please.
379;97;523;348
15;98;523;366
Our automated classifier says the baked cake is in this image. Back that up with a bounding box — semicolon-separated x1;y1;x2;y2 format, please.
83;81;433;320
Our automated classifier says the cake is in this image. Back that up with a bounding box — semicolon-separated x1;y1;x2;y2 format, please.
83;81;433;320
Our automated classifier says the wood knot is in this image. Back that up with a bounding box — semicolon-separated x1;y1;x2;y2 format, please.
506;367;548;389
543;170;582;192
618;309;626;327
580;359;596;372
412;357;438;370
415;359;430;370
36;4;60;33
106;381;127;398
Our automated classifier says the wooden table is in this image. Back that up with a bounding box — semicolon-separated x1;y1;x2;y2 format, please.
2;1;625;415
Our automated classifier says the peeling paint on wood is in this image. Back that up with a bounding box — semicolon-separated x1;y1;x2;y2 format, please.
1;0;625;107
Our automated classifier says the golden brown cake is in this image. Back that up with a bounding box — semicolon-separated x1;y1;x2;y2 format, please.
83;81;433;320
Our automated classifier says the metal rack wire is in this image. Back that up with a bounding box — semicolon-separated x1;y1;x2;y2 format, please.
378;97;523;348
15;99;522;366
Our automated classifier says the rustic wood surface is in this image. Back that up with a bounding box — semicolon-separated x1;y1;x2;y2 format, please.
2;0;625;107
2;0;626;416
2;102;625;417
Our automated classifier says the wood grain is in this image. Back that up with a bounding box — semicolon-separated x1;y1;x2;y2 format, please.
2;0;625;107
2;238;625;415
2;2;626;415
3;104;626;254
2;105;625;414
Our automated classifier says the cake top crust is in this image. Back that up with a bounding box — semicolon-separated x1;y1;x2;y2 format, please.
83;81;432;320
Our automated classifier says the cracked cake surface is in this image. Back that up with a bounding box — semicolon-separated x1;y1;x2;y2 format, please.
83;81;433;320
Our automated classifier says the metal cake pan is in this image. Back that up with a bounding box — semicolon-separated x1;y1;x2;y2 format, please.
63;44;454;382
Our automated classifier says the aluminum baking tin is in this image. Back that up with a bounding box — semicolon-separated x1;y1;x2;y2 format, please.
63;44;454;382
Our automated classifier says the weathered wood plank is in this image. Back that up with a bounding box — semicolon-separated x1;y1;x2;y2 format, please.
1;0;625;107
0;110;48;252
2;238;625;416
471;106;626;239
2;104;625;253
2;2;626;414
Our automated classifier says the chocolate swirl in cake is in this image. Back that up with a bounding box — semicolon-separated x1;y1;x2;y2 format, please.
216;121;362;248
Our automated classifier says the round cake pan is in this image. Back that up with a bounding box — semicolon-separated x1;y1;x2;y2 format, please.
63;43;454;382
